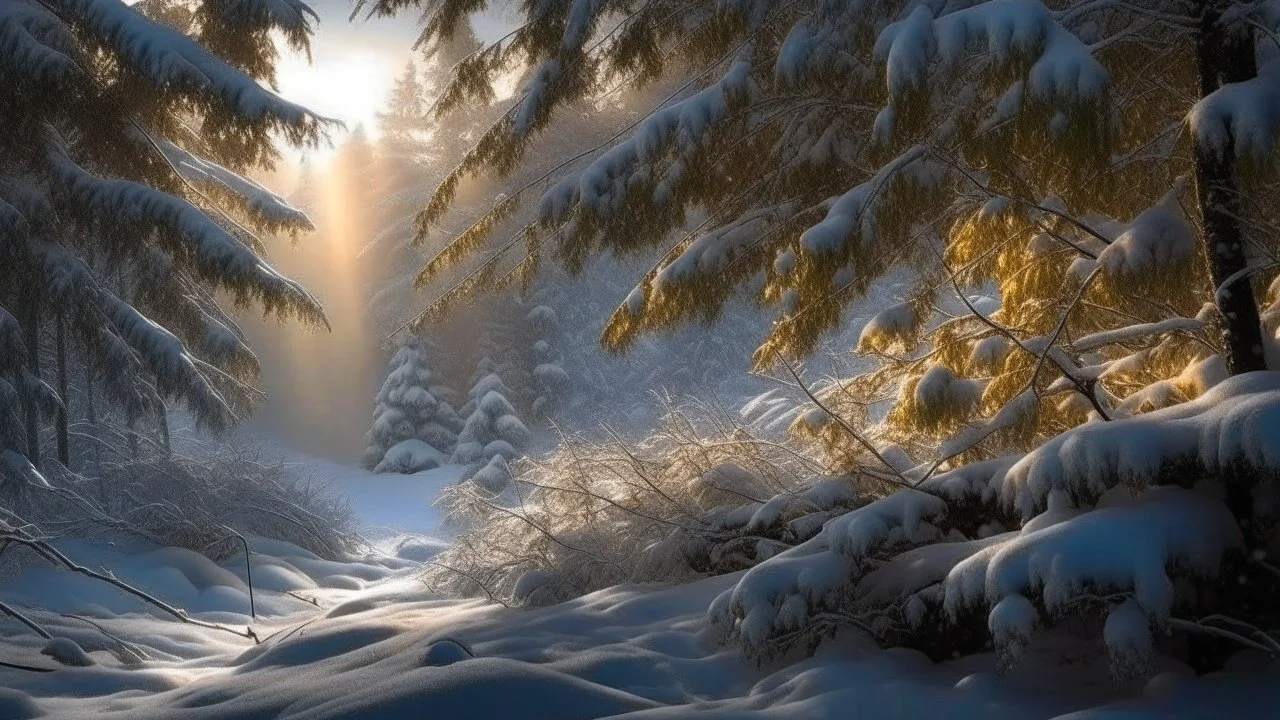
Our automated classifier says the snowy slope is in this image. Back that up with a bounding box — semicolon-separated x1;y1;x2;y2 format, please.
277;451;461;543
4;548;1277;719
3;441;1275;719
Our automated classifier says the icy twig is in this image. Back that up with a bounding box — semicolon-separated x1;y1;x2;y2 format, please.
0;600;52;640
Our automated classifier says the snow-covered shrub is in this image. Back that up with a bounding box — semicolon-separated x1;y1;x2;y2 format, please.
374;439;446;474
426;397;863;604
2;440;358;561
711;373;1280;674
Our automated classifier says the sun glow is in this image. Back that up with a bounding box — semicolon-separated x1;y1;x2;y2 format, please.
240;148;383;462
275;46;399;154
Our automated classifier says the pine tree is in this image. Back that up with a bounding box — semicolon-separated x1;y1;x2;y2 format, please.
451;370;531;467
378;60;428;167
370;0;1280;675
1;0;328;476
527;304;569;418
368;0;1280;469
364;336;460;473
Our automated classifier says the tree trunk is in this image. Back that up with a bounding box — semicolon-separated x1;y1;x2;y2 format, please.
55;312;70;468
1189;9;1270;675
159;405;171;456
85;357;105;501
1194;1;1266;376
22;297;41;466
127;415;139;462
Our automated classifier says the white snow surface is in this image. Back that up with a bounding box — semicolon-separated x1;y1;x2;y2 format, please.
5;538;1278;718
3;447;1279;717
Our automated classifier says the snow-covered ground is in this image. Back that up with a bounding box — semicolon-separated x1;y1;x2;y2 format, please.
2;454;1277;719
278;451;459;546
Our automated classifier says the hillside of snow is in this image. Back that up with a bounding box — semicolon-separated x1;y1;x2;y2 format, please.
2;452;1277;719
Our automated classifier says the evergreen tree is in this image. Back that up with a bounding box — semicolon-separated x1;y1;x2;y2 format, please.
378;60;429;167
451;371;531;467
0;0;328;473
367;0;1280;473
369;0;1280;674
526;304;569;418
364;336;460;473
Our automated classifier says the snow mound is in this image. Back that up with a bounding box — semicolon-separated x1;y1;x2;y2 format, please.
374;439;445;474
945;487;1241;621
2;540;1278;719
422;638;474;666
1000;371;1280;518
0;689;41;720
42;638;95;667
391;535;449;564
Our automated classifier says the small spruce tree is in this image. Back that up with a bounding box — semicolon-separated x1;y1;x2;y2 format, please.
364;337;460;473
451;372;531;467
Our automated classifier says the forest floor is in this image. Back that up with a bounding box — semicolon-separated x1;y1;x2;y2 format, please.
1;456;1276;719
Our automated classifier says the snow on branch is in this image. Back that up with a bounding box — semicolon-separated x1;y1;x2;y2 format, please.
877;0;1108;104
822;488;948;562
35;243;238;428
538;61;756;223
157;138;313;231
654;204;790;289
799;145;936;255
0;2;78;84
1000;372;1280;518
1191;59;1280;160
1072;316;1204;352
53;0;324;129
775;0;865;86
945;486;1240;628
1094;182;1194;277
937;388;1037;460
562;0;606;49
711;536;856;654
103;296;235;428
48;147;327;326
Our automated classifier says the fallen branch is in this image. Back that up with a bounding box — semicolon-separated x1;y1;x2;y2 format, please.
285;591;320;607
0;532;258;642
0;659;55;673
0;600;52;640
60;613;151;664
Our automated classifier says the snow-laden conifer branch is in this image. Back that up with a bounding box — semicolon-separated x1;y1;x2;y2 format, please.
157;138;313;232
47;146;327;328
46;0;325;132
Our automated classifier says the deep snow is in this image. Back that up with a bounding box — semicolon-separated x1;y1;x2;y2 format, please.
2;455;1277;719
280;451;458;545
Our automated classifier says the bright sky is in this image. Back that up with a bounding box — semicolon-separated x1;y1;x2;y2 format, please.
275;1;514;158
274;1;415;148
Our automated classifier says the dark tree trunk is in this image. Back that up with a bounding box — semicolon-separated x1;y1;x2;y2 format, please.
1194;1;1266;376
127;415;139;461
55;312;70;468
22;297;41;466
85;357;106;500
1188;9;1269;675
159;405;171;456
